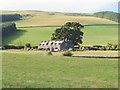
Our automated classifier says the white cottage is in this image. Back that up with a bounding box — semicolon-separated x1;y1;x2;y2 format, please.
38;40;74;51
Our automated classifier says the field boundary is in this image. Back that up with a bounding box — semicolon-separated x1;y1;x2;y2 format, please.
17;25;60;28
17;24;119;28
72;56;120;59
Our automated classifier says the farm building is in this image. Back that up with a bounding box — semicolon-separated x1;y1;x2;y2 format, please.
38;40;74;51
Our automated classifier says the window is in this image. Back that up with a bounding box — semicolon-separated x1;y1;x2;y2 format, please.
51;42;53;45
55;47;58;49
46;43;49;45
59;43;61;45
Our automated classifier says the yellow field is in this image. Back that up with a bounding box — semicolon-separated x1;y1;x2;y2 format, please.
2;10;117;27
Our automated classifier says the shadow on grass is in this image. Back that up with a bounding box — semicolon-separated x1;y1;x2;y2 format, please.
2;29;27;45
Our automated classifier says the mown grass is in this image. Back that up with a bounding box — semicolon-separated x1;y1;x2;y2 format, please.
2;51;118;88
3;25;118;46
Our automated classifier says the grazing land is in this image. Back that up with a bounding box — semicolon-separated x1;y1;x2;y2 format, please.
2;10;117;27
2;50;118;88
3;25;118;46
2;10;119;88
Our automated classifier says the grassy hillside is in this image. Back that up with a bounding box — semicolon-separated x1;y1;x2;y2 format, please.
2;11;117;27
2;10;118;46
2;11;118;88
2;50;118;88
94;11;119;23
3;24;118;46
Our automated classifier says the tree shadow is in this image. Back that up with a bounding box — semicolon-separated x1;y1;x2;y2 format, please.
2;29;27;45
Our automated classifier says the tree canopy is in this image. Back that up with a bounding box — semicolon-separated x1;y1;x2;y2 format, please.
1;22;17;37
1;14;22;22
51;22;84;45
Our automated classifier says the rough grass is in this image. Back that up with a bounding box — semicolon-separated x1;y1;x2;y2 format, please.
2;51;118;88
15;15;116;27
2;10;117;27
3;25;118;46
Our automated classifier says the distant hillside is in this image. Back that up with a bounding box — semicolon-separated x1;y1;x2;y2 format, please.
94;11;119;23
65;13;92;16
1;14;22;22
1;10;117;27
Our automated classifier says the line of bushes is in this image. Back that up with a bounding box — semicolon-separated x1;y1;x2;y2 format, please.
65;13;92;16
80;43;119;51
2;43;119;51
1;14;22;22
2;43;38;50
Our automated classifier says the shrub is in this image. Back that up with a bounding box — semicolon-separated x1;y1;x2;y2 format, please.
47;51;52;55
63;51;73;56
32;46;38;49
15;45;24;49
3;45;24;49
3;45;15;49
25;43;31;48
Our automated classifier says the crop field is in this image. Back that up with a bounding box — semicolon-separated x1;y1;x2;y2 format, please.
3;24;118;46
2;50;118;88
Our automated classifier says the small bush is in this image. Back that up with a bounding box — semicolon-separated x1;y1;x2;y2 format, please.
47;52;52;55
25;43;31;48
63;51;73;56
32;46;38;49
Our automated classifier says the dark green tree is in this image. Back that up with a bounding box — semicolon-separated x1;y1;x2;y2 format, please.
51;22;84;45
1;22;17;37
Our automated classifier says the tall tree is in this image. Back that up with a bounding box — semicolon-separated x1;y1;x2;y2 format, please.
51;22;84;45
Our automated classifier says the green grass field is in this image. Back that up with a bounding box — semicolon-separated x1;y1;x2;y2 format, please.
3;25;118;46
2;10;119;88
2;50;118;88
2;11;118;46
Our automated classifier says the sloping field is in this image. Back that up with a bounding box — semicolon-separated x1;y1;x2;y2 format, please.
2;10;117;27
2;11;118;88
3;24;118;46
2;51;118;88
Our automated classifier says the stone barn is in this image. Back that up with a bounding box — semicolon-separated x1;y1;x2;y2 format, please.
38;40;74;51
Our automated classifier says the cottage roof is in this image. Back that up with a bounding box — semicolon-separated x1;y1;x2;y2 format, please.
40;40;64;46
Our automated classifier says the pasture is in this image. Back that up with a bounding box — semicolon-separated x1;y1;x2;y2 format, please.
2;10;119;88
2;10;117;27
3;24;118;46
2;50;118;88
